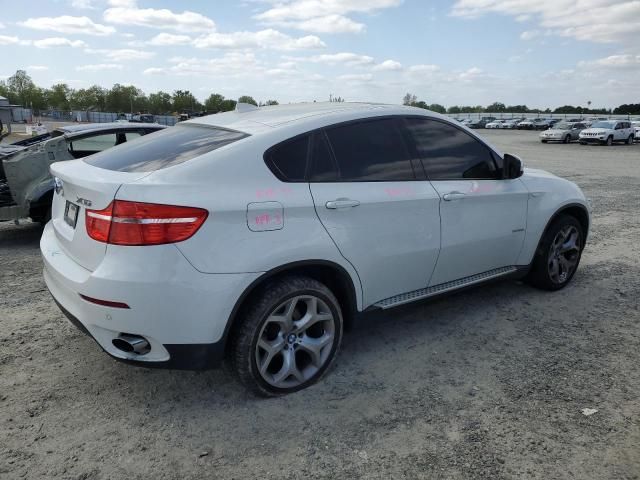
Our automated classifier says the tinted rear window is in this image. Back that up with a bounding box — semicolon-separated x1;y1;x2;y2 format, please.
84;124;248;172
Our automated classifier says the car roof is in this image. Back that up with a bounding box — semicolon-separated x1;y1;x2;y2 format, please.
184;102;426;135
58;122;166;137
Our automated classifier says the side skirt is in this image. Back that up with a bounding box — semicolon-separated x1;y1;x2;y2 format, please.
372;266;524;310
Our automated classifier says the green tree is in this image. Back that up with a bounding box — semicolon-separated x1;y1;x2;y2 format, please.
172;90;200;112
613;103;640;115
148;91;172;115
238;95;258;106
69;85;107;110
447;106;462;114
7;70;37;107
46;83;72;110
106;84;144;113
486;102;506;112
428;103;446;114
263;99;279;106
220;99;237;112
402;93;417;106
204;93;226;112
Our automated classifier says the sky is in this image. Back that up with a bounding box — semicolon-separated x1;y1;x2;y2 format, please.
1;0;639;109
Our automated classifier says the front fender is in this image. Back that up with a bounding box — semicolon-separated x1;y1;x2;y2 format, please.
516;169;590;265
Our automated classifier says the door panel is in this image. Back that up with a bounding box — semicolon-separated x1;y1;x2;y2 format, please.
428;178;529;285
310;181;441;306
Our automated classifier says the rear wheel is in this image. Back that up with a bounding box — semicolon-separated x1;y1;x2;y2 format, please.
230;276;343;396
527;215;584;291
626;135;634;145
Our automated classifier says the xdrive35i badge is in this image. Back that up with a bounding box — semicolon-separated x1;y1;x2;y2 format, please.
76;197;92;207
54;177;64;196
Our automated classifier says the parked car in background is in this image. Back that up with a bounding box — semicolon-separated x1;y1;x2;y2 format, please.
631;121;640;142
1;123;165;224
485;120;505;129
41;102;590;395
500;119;521;129
540;122;586;143
517;118;538;130
579;120;635;146
130;114;155;123
467;117;496;129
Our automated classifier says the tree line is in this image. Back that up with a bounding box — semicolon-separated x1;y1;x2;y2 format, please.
403;94;640;116
1;70;638;116
0;70;278;115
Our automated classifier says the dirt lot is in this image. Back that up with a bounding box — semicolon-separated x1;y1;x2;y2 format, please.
1;130;639;479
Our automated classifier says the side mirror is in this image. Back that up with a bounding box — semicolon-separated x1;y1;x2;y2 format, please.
503;153;524;179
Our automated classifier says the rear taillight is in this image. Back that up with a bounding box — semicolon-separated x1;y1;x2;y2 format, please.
86;200;208;246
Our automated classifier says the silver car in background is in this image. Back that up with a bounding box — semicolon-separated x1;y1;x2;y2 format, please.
540;122;586;143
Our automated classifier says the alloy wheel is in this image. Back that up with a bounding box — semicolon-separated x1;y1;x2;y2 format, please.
255;295;336;389
547;225;581;285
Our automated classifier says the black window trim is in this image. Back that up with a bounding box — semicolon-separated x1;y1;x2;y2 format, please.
400;115;506;181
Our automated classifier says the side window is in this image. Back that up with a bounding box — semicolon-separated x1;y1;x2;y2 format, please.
309;132;339;182
324;118;415;182
68;133;118;158
264;135;309;182
404;118;501;180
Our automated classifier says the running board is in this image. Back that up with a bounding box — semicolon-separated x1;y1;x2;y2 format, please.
373;266;518;310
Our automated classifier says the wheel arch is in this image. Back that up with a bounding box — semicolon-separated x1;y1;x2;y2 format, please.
221;260;360;356
537;203;590;255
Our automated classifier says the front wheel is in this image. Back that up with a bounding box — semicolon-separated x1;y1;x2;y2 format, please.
563;135;571;144
230;276;343;396
605;135;613;146
626;135;634;145
526;215;584;291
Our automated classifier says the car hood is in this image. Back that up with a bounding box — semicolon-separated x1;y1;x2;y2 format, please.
580;128;610;134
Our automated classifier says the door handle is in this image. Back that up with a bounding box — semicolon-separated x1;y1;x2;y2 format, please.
442;191;466;201
325;198;361;209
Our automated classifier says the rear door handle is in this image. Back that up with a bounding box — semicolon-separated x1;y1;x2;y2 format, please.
442;191;466;201
325;198;361;209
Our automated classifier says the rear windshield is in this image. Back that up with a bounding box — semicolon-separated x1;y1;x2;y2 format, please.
84;124;248;172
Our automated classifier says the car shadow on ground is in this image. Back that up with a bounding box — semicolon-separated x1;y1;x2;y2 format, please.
58;276;534;410
0;220;43;249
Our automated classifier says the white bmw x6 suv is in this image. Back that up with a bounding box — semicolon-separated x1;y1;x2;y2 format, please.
41;103;590;395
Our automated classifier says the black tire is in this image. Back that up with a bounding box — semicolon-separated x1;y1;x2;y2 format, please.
580;141;587;145
563;135;570;144
229;275;343;396
526;214;584;291
541;140;548;143
605;135;613;146
626;135;633;145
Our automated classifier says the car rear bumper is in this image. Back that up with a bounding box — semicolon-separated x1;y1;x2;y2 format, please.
41;222;261;369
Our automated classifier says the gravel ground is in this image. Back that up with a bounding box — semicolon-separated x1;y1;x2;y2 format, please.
1;130;639;479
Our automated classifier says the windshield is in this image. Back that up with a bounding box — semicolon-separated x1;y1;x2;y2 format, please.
591;121;616;129
553;122;570;130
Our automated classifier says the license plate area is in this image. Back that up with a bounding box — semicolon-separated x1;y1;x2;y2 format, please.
64;201;79;228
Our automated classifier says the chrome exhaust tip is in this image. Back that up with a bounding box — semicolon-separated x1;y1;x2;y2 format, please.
112;334;151;355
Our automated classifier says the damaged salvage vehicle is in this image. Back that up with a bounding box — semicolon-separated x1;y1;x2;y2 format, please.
0;122;165;224
41;103;590;396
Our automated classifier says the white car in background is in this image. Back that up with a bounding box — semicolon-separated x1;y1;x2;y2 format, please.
540;122;586;143
632;121;640;142
579;120;635;146
485;120;505;129
41;102;590;395
500;119;521;129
